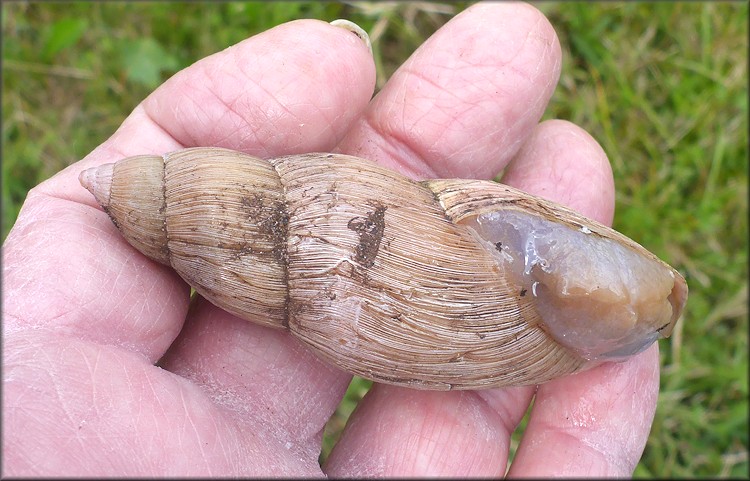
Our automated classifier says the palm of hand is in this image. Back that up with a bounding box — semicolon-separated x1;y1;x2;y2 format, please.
3;3;659;476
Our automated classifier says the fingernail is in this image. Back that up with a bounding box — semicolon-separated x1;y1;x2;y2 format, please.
330;19;372;55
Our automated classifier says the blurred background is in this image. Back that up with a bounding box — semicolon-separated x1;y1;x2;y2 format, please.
2;2;747;477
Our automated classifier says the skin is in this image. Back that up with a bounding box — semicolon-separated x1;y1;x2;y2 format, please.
3;2;660;477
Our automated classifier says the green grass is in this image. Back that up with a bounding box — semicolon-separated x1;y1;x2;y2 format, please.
3;2;747;477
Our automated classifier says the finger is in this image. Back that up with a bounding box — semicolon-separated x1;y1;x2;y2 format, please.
326;119;616;477
337;2;561;180
323;2;562;475
4;330;324;476
3;20;375;363
501;119;615;224
158;298;352;457
503;121;658;477
150;20;376;451
324;385;533;477
507;346;660;477
42;19;376;204
2;196;190;363
326;3;564;476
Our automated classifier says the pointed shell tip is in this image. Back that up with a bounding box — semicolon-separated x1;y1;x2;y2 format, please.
78;167;95;192
79;163;114;208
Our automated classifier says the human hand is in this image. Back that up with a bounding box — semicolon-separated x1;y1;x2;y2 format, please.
3;3;660;476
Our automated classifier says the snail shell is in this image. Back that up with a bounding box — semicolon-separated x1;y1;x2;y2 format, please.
79;147;688;390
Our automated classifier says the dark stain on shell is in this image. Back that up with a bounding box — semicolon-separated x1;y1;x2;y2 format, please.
240;194;290;265
240;193;291;328
347;204;387;268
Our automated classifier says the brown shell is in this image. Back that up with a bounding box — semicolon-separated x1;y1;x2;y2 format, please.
79;147;688;390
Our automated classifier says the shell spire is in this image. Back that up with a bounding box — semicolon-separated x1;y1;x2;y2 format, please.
79;163;114;210
81;155;170;265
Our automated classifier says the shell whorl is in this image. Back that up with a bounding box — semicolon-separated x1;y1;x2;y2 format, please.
81;155;169;264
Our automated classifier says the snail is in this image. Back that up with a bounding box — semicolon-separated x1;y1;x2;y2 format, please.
79;147;688;390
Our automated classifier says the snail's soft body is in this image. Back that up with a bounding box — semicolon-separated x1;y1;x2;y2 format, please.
80;147;687;390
